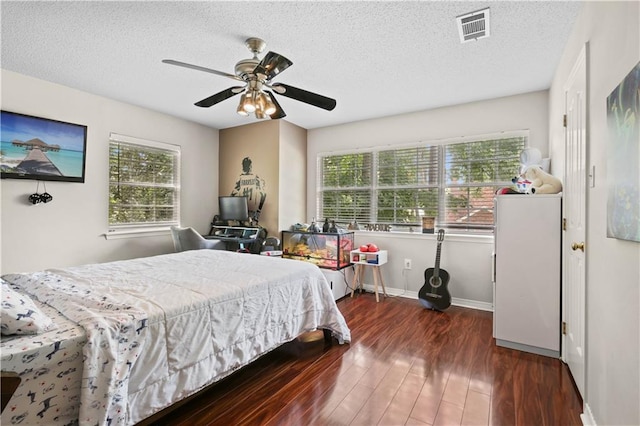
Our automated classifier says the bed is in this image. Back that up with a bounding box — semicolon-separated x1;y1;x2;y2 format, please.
1;249;351;425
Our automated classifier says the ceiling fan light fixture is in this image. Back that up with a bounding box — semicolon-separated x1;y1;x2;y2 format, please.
240;91;256;113
237;89;276;118
255;92;267;113
236;103;249;116
263;93;277;115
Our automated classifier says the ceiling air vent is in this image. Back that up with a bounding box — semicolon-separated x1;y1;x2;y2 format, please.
456;7;490;43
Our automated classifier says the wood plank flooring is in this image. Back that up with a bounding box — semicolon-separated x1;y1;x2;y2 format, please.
148;294;582;426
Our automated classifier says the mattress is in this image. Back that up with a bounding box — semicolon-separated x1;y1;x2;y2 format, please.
2;249;351;425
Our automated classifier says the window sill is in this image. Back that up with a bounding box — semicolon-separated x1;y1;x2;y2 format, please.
352;230;493;244
104;226;172;240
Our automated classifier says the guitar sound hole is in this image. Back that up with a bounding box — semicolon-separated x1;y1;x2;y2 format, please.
429;277;442;288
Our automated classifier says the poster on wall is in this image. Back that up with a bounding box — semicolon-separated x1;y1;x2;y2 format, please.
231;156;267;223
0;110;87;183
606;61;640;242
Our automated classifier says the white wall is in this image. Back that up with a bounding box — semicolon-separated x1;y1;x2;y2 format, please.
307;91;549;305
1;70;219;273
346;232;494;308
548;2;639;425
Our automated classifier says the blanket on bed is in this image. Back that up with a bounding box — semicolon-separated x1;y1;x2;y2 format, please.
1;296;87;425
3;250;350;425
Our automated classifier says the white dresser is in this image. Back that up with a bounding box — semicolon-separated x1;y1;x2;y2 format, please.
493;194;562;357
321;269;350;301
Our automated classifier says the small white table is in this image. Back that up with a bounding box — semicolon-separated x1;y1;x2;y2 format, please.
349;249;388;302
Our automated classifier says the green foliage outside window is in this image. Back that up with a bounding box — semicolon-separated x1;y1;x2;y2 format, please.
317;134;526;231
109;141;179;226
444;137;524;229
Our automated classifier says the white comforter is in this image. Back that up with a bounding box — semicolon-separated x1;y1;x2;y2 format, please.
3;250;351;425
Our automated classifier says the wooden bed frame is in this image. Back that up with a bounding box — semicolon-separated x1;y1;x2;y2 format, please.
0;372;20;413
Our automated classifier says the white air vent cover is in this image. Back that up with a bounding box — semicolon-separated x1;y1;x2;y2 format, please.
456;7;490;43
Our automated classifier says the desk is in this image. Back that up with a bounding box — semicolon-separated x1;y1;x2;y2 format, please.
349;250;388;302
206;225;265;253
205;235;256;245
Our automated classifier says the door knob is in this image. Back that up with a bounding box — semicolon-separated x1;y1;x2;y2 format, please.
571;242;585;252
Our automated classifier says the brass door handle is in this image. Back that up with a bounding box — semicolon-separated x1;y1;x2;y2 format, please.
571;242;585;252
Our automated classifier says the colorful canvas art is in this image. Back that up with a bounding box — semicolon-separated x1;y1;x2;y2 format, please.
606;61;640;242
0;111;87;183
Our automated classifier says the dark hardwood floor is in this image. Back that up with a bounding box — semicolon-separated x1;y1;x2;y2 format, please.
148;293;582;426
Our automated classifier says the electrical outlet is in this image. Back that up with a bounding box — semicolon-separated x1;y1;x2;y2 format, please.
404;259;412;269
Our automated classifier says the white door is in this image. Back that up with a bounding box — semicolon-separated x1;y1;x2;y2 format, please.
563;44;587;397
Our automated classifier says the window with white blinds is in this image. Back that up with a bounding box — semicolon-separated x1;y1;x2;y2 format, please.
441;135;526;231
108;133;180;231
377;146;439;224
317;132;526;233
318;152;373;223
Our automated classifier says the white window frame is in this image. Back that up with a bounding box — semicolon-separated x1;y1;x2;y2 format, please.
317;130;528;234
439;131;528;232
106;133;180;239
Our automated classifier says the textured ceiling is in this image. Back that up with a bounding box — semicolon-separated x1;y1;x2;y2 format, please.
0;1;583;130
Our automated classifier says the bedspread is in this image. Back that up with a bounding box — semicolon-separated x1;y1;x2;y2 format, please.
1;299;86;425
4;271;147;425
3;249;351;425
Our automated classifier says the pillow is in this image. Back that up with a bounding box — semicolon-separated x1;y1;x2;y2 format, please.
1;280;55;335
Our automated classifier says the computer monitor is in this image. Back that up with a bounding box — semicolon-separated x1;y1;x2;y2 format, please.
218;196;249;222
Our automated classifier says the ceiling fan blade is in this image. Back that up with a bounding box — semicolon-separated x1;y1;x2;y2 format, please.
271;83;336;111
162;59;244;82
253;51;293;81
195;86;244;108
265;90;286;119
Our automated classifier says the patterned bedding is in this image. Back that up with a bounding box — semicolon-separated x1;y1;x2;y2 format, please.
1;300;86;425
1;249;351;425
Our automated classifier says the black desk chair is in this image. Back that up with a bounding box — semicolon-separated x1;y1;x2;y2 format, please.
244;228;267;254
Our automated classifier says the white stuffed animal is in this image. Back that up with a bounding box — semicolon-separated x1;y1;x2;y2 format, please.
521;165;563;194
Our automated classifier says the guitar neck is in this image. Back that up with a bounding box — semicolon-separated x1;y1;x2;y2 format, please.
434;242;442;277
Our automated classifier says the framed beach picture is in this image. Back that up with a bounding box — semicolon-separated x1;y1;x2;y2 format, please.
606;61;640;242
0;110;87;183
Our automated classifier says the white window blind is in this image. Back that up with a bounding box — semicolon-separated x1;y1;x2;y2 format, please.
376;145;439;224
442;135;526;231
108;133;180;230
317;131;527;233
317;152;373;223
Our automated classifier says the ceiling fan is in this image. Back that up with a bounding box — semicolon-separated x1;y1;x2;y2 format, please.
162;37;337;120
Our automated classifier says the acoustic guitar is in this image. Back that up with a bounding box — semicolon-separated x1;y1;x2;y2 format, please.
418;229;451;311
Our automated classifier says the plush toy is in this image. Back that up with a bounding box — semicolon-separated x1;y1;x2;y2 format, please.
511;176;533;194
521;165;562;194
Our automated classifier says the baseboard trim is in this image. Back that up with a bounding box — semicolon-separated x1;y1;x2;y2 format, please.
580;402;596;426
496;339;559;358
451;297;493;312
359;285;493;312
